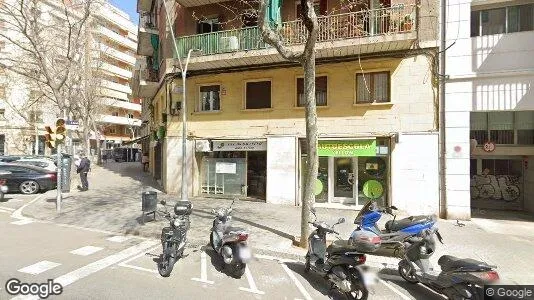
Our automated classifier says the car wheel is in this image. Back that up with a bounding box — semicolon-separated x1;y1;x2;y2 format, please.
20;180;39;194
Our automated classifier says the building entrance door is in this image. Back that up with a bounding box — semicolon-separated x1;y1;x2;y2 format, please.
332;157;356;204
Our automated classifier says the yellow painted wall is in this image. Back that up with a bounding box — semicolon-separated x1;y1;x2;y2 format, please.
166;55;437;139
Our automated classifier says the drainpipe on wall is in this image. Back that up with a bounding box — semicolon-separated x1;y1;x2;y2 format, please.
439;0;447;219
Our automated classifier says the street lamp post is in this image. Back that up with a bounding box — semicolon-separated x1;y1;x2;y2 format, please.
163;0;201;203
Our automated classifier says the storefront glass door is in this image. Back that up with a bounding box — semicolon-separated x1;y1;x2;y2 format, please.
332;157;356;204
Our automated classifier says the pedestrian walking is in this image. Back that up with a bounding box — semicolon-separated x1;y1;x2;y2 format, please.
142;152;149;172
77;153;91;191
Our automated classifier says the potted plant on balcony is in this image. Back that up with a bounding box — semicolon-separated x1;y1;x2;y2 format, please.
402;14;413;31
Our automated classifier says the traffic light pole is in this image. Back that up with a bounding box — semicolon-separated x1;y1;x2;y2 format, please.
56;143;62;213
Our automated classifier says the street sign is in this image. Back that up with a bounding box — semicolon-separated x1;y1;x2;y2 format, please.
65;120;79;130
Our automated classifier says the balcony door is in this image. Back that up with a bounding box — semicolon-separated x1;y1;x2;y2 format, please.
197;18;220;34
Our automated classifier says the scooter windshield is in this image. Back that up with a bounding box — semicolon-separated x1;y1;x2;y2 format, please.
356;200;377;218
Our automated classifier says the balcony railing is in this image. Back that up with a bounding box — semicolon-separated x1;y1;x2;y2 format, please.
175;5;415;58
141;68;158;82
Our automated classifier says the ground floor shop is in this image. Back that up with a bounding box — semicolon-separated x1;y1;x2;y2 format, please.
182;133;440;215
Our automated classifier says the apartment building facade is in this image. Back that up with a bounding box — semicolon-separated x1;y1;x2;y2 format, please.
0;0;141;156
135;0;441;215
444;0;534;218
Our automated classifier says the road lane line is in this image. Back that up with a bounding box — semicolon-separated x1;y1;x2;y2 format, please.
119;245;160;265
11;240;158;300
378;278;412;300
255;254;298;263
0;208;13;214
11;194;45;220
191;251;214;284
280;262;313;300
107;235;132;243
0;206;15;211
70;246;104;256
10;219;34;225
18;261;61;275
119;263;160;275
239;265;265;295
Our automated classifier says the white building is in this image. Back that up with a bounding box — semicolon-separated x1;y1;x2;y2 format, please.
444;1;534;218
0;0;141;156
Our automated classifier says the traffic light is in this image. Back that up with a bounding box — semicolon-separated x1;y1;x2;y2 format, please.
44;126;56;149
55;118;66;143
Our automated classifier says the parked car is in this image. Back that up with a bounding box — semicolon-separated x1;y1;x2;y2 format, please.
0;156;23;163
0;164;57;194
0;171;9;200
15;158;58;172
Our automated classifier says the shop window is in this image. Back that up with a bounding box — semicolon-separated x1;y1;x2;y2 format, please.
471;4;534;37
518;130;534;145
198;85;220;112
356;72;390;104
245;81;271;109
297;76;327;107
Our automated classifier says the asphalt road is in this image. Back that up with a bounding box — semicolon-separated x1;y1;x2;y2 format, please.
0;194;444;300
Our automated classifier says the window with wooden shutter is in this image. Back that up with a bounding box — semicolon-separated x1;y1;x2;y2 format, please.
297;76;327;107
245;81;271;109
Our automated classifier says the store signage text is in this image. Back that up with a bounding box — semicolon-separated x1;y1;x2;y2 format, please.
213;140;267;151
318;140;376;157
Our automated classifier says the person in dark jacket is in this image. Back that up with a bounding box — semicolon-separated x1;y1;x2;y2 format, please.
77;153;91;191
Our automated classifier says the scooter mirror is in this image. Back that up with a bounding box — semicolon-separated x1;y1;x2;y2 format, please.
337;217;345;224
160;200;166;205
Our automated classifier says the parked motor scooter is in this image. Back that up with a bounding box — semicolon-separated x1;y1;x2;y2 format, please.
351;200;440;252
210;198;251;277
157;200;192;277
398;227;499;299
304;207;372;300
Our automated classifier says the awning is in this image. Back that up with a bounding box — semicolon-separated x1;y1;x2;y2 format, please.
122;135;149;146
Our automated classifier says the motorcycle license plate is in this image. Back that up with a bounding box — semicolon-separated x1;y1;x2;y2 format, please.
361;270;377;286
0;186;7;193
239;247;252;261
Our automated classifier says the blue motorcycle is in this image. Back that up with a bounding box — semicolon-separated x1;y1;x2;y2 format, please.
350;201;442;254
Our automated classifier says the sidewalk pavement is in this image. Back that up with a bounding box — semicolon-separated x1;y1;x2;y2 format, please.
22;162;534;285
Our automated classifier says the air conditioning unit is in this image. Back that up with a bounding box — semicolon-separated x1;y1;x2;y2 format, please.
219;36;239;52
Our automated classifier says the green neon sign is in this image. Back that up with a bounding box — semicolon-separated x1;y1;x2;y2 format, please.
318;140;376;157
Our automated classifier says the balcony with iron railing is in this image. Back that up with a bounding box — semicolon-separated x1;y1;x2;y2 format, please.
172;5;417;71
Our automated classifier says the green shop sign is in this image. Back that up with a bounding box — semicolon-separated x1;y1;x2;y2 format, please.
318;140;376;157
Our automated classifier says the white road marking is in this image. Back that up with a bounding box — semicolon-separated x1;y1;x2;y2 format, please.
107;235;131;243
119;245;160;265
18;261;61;275
11;240;158;300
0;206;15;211
10;219;34;225
70;246;104;256
239;265;265;295
11;194;45;220
0;208;13;214
378;278;413;300
191;251;214;284
119;263;160;275
255;254;298;263
280;262;313;300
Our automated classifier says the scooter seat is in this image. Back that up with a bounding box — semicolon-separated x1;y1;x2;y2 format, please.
385;215;432;232
438;255;492;272
224;226;246;234
327;239;361;255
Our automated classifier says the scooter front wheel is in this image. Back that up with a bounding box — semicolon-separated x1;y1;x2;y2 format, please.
158;254;175;277
398;260;419;284
231;262;246;278
304;255;310;273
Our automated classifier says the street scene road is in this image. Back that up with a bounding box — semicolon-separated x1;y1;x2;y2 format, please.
0;188;448;300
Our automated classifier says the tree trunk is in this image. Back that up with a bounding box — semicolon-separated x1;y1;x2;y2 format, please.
92;122;102;166
300;54;318;248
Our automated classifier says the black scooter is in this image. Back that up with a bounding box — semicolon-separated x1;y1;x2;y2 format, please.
157;200;192;277
210;198;251;278
398;227;500;299
304;208;371;300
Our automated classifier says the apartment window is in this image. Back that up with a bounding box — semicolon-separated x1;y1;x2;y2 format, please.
245;81;271;109
518;130;534;144
242;10;258;27
296;0;324;18
127;114;134;119
471;4;534;36
198;85;220;112
28;111;43;123
482;159;522;176
297;76;327;107
108;127;117;134
0;108;5;120
112;112;119;116
356;72;390;103
197;18;220;34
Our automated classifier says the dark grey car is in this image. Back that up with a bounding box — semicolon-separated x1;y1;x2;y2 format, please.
0;164;57;194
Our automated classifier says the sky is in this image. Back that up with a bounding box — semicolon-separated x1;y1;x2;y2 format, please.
109;0;138;25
